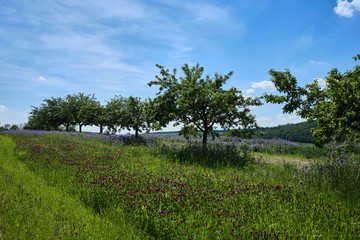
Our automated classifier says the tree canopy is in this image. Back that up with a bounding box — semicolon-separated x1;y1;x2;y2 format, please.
149;63;262;147
263;54;360;149
25;93;101;132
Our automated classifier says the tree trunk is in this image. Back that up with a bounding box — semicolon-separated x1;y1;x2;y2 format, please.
135;125;139;138
79;124;82;133
66;123;70;132
202;130;208;148
100;124;103;134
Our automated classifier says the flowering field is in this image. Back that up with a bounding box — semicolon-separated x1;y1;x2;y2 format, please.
1;130;360;239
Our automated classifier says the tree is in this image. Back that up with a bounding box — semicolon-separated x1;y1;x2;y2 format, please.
263;54;360;149
60;95;75;132
25;106;47;130
25;97;63;130
148;63;262;148
93;103;109;134
79;99;103;132
106;95;126;134
179;124;201;139
106;95;151;137
63;93;97;132
43;97;64;130
9;124;19;130
121;96;151;138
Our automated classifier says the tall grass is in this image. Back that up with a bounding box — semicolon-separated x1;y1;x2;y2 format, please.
157;142;253;168
0;135;145;240
1;131;360;239
298;152;360;202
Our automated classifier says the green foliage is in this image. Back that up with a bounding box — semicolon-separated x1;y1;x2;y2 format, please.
0;123;19;131
263;54;360;150
64;93;98;133
223;128;258;139
178;125;201;139
25;97;64;130
257;121;317;143
106;95;152;137
9;124;19;130
25;93;106;133
106;95;126;133
149;63;262;147
121;96;151;138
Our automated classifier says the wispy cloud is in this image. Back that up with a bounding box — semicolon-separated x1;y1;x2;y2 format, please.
38;76;47;82
276;114;303;123
251;81;276;91
245;89;255;94
192;4;231;22
0;105;7;111
64;0;147;19
256;117;271;121
309;60;327;65
334;0;360;17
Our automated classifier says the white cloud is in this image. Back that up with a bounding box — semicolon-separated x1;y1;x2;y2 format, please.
276;114;303;123
309;60;327;65
245;89;254;94
315;78;327;89
0;105;7;111
251;81;276;91
256;117;271;121
334;0;360;17
38;76;47;82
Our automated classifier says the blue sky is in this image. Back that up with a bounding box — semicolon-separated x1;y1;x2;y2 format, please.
1;0;360;132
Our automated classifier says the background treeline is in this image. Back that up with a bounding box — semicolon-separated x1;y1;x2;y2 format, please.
151;122;317;143
256;121;317;143
24;93;150;137
0;123;21;131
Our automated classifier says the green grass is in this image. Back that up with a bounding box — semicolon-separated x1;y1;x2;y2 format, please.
0;135;145;240
1;132;360;239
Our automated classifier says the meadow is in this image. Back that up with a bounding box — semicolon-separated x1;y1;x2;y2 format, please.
0;130;360;239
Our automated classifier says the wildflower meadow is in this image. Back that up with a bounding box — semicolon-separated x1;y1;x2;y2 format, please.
0;130;359;239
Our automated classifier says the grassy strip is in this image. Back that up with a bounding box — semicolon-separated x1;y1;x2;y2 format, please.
0;135;144;240
2;132;360;239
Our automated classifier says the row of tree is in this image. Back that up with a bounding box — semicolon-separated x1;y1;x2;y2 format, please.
0;123;20;131
25;94;149;138
26;54;360;149
25;64;262;147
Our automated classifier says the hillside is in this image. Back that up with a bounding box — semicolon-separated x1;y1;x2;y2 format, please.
151;122;317;143
256;121;317;143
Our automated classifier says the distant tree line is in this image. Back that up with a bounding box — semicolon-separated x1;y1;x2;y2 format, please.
0;123;20;131
256;122;317;143
224;121;316;143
